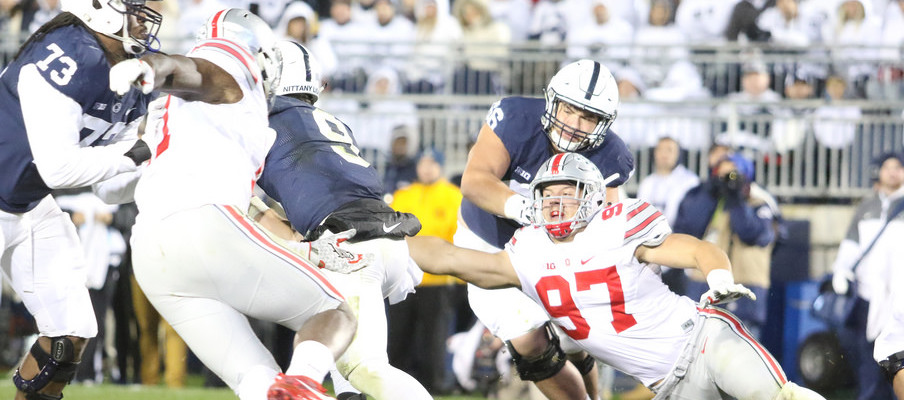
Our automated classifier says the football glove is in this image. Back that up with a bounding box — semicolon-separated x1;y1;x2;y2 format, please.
700;269;756;306
832;270;853;295
503;194;533;226
302;229;372;274
109;59;155;95
124;139;151;166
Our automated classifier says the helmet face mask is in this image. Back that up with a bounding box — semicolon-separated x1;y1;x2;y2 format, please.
63;0;163;54
541;60;619;152
530;153;607;239
199;9;283;105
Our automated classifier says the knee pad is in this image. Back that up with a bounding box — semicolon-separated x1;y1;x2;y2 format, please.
573;353;595;376
14;337;80;395
505;323;567;382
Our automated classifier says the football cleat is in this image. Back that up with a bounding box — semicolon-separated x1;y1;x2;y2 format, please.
267;373;335;400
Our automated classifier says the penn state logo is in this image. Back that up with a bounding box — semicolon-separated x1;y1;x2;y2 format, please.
112;102;122;113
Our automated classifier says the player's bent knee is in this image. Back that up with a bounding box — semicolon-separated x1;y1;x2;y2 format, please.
775;382;826;400
14;337;81;397
506;323;567;382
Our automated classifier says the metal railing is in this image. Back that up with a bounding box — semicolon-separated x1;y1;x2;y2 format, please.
3;34;902;199
330;94;903;201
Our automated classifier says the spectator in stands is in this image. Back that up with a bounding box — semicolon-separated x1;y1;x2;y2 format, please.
526;0;568;46
132;282;187;387
718;60;781;139
637;137;700;296
673;150;781;340
566;0;633;63
176;0;227;53
388;148;463;395
631;0;687;86
383;125;420;196
26;0;58;33
830;152;903;400
609;67;659;148
406;0;461;93
370;0;415;72
814;74;861;149
486;0;530;42
822;0;882;96
642;62;714;151
638;137;700;227
725;0;772;42
276;1;338;78
320;0;373;91
757;0;811;47
355;67;418;155
773;69;817;152
452;0;510;95
675;0;737;43
55;189;125;384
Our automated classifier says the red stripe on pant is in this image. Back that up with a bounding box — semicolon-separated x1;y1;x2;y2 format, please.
699;306;787;385
219;205;344;301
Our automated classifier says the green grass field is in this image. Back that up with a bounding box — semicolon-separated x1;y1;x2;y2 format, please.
0;372;856;400
0;377;485;400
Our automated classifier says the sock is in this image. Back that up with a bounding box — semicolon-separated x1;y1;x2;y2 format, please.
236;365;278;400
330;368;361;394
285;340;333;383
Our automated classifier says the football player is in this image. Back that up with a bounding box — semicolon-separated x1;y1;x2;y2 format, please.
250;40;430;400
107;9;368;400
0;0;161;398
456;59;634;399
410;152;827;400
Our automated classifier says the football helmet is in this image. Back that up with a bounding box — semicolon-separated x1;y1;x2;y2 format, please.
275;40;323;101
62;0;162;54
541;60;618;152
529;153;606;239
198;9;282;103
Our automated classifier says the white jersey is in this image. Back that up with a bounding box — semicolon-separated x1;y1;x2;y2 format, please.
135;38;275;224
507;198;698;386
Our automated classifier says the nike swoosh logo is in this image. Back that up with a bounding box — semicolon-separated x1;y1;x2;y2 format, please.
382;222;402;233
580;256;594;265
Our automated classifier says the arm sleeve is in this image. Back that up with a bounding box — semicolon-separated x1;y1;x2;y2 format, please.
92;168;142;204
19;64;136;189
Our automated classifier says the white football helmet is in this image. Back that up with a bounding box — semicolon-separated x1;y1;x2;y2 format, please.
61;0;162;54
530;153;606;239
541;60;619;152
275;40;323;101
198;9;282;102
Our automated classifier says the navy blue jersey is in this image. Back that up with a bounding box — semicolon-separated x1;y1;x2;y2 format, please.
259;96;384;237
0;24;150;212
460;96;635;248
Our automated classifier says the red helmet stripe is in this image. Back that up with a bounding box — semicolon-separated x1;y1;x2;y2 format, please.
210;9;227;38
550;153;566;175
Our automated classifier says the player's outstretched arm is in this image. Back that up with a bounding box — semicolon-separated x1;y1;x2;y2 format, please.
460;124;533;224
406;236;520;289
109;54;242;104
636;233;755;304
635;233;728;274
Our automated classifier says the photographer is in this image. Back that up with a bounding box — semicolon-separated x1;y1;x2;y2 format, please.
672;150;781;339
